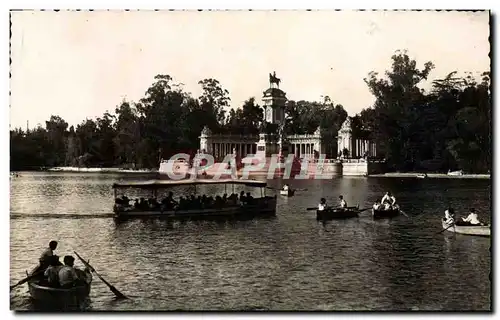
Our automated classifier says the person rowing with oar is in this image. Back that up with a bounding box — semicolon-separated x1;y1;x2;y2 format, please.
318;198;327;211
381;192;396;210
338;195;347;210
444;206;455;225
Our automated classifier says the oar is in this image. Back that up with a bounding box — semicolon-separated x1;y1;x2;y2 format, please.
436;223;455;235
399;209;410;218
74;251;127;299
10;269;45;291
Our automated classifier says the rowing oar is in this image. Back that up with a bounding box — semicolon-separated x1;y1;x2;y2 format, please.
74;251;127;299
399;209;410;219
10;269;45;291
436;223;455;235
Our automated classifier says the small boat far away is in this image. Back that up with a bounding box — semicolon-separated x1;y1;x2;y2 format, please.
316;206;360;220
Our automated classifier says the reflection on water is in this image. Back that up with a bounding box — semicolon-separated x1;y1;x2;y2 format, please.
10;172;491;311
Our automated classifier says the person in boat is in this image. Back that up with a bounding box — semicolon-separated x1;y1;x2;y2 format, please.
39;240;60;270
373;200;381;211
381;192;396;209
245;192;254;205
318;198;327;211
58;255;88;289
282;184;290;192
339;195;347;209
44;256;63;287
457;208;482;226
239;191;246;205
444;207;455;225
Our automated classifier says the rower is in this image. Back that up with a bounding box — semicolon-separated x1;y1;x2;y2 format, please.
39;240;59;270
373;200;381;210
282;184;289;192
381;192;396;208
339;195;347;209
459;208;482;226
444;207;455;224
318;198;327;211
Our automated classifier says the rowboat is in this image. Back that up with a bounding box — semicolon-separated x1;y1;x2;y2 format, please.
316;206;360;220
28;269;92;308
447;170;464;176
372;206;400;219
279;189;295;197
442;219;490;237
112;178;277;220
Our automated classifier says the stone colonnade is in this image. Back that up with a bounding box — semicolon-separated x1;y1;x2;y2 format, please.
337;136;377;158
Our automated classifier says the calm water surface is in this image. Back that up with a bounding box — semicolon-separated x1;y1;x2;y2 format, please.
10;172;491;311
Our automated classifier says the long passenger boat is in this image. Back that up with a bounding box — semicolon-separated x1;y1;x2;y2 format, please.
112;178;277;220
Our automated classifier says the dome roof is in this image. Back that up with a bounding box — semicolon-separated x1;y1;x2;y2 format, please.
263;87;286;98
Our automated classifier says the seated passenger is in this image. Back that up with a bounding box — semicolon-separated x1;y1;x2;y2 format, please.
44;256;63;287
458;208;482;226
283;184;289;191
58;256;80;289
318;198;327;211
245;192;254;205
339;195;347;209
373;201;381;210
239;191;246;205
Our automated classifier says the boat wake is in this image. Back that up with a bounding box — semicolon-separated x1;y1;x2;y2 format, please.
10;213;115;219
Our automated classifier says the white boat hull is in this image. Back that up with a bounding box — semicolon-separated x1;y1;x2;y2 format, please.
442;220;490;237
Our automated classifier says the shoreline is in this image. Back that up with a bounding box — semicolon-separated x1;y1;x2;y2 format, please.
11;167;491;180
368;173;491;179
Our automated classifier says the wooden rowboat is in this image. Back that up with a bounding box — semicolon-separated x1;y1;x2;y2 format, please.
372;206;400;219
316;206;359;220
279;189;295;197
442;219;490;237
28;269;92;308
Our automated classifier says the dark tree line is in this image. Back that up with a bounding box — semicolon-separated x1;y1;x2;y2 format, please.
10;74;347;170
359;50;491;173
10;50;491;173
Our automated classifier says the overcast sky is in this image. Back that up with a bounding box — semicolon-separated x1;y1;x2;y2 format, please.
10;10;490;129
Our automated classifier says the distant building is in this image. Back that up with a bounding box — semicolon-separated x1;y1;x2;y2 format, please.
199;73;379;164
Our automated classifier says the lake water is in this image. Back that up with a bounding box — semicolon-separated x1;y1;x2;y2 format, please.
10;172;491;311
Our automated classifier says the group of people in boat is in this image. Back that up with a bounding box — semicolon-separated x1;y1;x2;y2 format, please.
316;191;398;212
444;207;484;226
317;195;348;211
35;240;89;289
373;191;398;211
115;190;258;212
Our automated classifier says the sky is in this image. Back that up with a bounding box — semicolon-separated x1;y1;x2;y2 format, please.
9;10;490;129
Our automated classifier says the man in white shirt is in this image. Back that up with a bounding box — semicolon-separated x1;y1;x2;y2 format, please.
461;208;481;226
381;192;396;207
318;198;327;211
58;255;80;289
339;195;347;209
44;256;63;287
373;201;381;210
283;184;289;191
